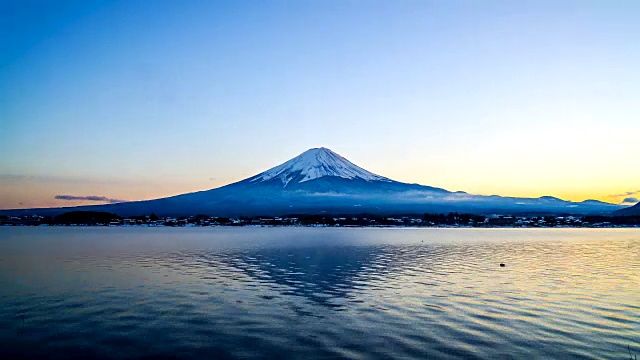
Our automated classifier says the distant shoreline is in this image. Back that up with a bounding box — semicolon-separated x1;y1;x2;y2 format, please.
3;211;639;228
3;224;639;229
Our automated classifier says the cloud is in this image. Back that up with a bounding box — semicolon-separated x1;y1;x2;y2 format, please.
621;197;639;204
54;195;126;203
610;190;640;198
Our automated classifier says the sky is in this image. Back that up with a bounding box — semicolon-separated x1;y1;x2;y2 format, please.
1;0;639;209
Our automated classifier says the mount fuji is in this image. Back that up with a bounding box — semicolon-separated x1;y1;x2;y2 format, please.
3;147;624;216
249;147;391;186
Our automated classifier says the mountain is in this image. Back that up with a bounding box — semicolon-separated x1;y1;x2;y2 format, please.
249;146;391;185
614;202;640;216
1;147;623;217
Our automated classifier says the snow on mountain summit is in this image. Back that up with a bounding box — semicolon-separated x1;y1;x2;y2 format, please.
250;147;391;187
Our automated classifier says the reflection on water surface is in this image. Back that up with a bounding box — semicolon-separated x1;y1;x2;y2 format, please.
0;227;638;359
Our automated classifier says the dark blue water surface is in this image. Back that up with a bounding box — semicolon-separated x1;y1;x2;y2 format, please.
0;227;638;359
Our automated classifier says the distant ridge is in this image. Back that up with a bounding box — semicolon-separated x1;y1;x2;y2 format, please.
0;147;623;217
614;202;640;216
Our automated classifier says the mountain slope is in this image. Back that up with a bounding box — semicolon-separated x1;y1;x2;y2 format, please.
614;202;640;216
249;147;391;186
1;147;623;217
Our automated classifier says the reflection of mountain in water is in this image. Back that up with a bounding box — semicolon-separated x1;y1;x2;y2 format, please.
157;246;395;310
155;244;485;311
222;247;396;309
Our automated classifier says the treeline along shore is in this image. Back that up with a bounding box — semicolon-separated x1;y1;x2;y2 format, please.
2;211;640;228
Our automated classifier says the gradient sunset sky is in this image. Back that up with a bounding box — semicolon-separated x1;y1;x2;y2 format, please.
1;0;639;209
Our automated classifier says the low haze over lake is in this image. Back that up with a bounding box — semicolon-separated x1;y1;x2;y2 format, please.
1;227;638;359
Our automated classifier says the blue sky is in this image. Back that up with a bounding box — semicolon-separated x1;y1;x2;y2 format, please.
1;0;639;209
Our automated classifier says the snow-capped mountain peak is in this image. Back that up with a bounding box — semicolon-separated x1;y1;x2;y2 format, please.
250;147;391;187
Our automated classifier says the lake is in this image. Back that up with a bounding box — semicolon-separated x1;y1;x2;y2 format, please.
0;227;638;359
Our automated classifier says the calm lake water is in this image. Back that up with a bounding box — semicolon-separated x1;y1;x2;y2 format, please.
0;227;638;359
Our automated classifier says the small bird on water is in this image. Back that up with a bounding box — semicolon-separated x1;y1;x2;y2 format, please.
500;263;505;267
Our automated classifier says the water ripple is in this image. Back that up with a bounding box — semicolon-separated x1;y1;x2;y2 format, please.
0;227;638;359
